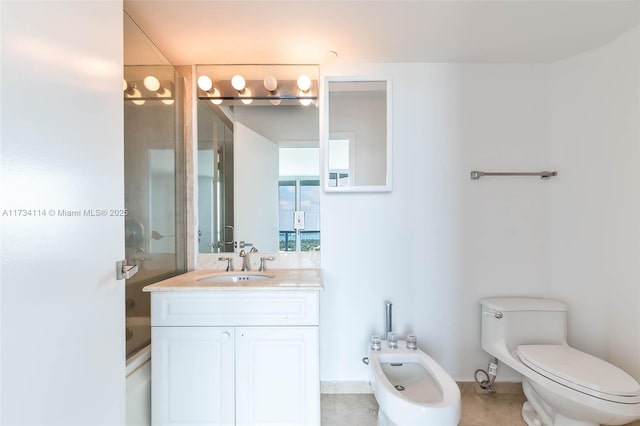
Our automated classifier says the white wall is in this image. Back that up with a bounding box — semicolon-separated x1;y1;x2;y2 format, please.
319;26;640;386
319;62;551;383
549;27;640;379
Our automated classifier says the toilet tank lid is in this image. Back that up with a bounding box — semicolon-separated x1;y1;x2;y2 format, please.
481;297;567;312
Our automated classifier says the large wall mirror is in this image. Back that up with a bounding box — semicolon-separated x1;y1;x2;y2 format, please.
323;77;392;192
197;65;320;254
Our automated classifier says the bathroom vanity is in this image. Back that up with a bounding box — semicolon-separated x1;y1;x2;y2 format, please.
143;269;323;426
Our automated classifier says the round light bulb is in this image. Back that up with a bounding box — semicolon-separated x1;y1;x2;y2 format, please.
143;75;161;92
123;80;136;95
298;89;313;106
129;88;145;105
297;74;312;92
210;88;223;105
270;99;282;106
263;75;278;92
161;99;175;105
240;87;253;104
197;75;213;92
231;74;246;92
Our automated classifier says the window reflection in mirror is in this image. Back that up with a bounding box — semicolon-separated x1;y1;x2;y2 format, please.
325;79;392;192
279;148;320;251
197;103;320;253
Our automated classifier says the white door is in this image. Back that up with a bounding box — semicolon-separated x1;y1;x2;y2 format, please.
1;2;125;424
152;327;235;426
235;327;320;426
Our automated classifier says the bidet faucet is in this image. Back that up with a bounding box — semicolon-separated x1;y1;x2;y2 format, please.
385;301;393;339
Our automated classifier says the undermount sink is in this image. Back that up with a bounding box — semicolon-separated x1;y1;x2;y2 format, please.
198;273;275;283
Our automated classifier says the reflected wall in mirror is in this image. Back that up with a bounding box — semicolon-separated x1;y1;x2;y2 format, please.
197;65;320;253
324;78;392;192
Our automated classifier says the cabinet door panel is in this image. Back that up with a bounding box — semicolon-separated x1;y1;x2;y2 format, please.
152;327;234;426
235;327;320;425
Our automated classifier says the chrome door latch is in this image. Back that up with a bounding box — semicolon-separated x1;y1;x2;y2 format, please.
116;260;138;280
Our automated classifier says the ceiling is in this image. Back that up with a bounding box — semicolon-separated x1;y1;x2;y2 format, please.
124;0;638;65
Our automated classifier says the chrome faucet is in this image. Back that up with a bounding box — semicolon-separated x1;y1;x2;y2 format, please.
218;256;233;271
239;247;258;271
259;256;275;271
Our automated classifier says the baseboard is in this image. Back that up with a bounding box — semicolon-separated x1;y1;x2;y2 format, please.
320;380;523;395
457;381;523;395
320;381;372;394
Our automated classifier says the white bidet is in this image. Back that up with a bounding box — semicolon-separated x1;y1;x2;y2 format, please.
368;341;461;426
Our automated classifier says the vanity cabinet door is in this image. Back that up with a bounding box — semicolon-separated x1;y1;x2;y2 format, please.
152;327;235;426
235;327;320;425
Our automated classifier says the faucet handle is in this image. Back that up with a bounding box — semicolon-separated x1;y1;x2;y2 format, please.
218;257;233;271
259;256;275;272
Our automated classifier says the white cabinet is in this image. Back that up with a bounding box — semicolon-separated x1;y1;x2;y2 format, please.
236;327;319;425
152;327;235;426
151;291;320;426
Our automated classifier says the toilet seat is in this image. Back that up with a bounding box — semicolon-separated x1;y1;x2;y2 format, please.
517;345;640;404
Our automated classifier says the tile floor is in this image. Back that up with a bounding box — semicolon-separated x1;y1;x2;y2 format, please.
321;383;640;426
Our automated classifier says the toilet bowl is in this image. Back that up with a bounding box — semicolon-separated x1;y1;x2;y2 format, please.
481;297;640;426
368;340;461;425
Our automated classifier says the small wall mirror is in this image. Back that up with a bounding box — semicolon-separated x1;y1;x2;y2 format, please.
323;77;392;192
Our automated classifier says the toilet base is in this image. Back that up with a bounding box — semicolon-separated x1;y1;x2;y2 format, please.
377;409;392;426
523;401;544;426
522;402;599;426
522;381;599;426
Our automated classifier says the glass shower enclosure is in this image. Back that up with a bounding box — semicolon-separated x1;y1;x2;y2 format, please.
124;13;186;359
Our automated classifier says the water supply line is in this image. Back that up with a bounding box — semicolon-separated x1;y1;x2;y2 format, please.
474;358;499;393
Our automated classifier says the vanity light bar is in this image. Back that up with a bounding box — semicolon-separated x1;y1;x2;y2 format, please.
197;78;318;102
123;79;175;102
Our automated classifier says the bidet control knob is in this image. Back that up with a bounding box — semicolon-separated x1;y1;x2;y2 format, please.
387;332;398;349
406;334;417;350
370;335;381;351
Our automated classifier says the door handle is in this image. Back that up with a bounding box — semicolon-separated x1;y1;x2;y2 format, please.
116;260;138;280
224;225;234;245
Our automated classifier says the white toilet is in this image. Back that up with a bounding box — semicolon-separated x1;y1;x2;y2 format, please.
368;339;461;425
481;297;640;426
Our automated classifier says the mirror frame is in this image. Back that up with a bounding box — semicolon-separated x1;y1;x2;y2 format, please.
322;75;392;192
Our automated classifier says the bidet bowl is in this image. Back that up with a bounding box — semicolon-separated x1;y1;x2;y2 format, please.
368;342;461;426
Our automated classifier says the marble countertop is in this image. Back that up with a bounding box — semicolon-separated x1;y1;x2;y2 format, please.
142;268;323;292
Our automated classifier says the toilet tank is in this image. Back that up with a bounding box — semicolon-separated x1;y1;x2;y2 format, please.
480;297;568;358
